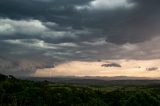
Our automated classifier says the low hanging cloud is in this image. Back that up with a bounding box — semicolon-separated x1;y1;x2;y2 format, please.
0;18;79;41
0;18;96;45
0;19;47;35
3;39;78;50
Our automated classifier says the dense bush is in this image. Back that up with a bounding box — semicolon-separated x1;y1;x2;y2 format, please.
0;74;160;106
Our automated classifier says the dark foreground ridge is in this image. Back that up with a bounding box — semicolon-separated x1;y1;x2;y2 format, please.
1;74;160;106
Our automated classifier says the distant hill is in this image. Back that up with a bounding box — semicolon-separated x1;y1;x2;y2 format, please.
0;73;7;81
21;76;160;86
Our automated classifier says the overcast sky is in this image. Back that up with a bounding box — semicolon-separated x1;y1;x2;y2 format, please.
0;0;160;76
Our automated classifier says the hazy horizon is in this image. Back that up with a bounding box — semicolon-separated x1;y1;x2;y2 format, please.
32;59;160;78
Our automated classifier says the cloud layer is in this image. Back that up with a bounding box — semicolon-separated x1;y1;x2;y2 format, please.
0;0;160;76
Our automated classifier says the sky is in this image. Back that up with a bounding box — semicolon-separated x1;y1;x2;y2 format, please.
0;0;160;77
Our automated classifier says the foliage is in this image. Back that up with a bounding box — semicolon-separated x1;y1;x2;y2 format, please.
0;74;160;106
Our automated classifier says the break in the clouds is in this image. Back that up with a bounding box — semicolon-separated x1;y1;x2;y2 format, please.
34;60;160;78
0;0;160;76
76;0;135;10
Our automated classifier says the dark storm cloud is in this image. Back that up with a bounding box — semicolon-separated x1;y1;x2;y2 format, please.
0;40;55;76
11;0;160;44
1;0;160;44
1;0;160;76
106;0;160;44
0;0;91;25
73;0;160;44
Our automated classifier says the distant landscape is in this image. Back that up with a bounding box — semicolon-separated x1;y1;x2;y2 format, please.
22;76;160;86
1;73;160;106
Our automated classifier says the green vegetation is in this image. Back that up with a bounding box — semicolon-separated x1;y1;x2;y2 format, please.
0;74;160;106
